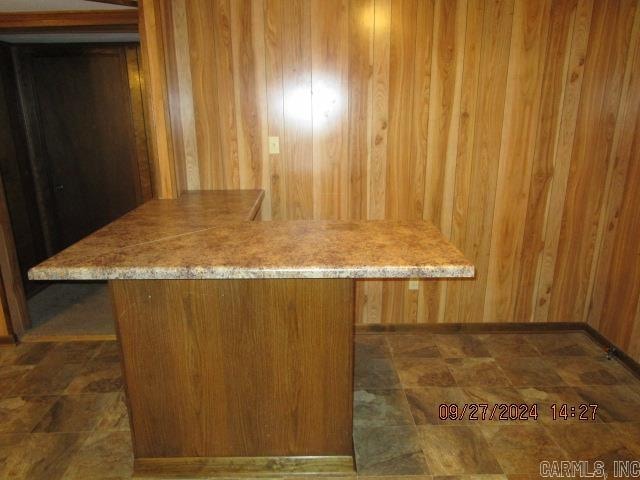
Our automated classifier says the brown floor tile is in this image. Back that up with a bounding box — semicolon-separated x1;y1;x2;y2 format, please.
547;356;636;386
457;387;529;424
32;393;116;433
505;476;550;480
41;342;102;366
358;477;433;480
0;342;54;366
355;357;401;389
547;423;637;475
395;358;457;388
609;422;640;455
0;365;34;398
0;396;58;433
574;385;640;422
0;433;28;475
408;386;537;426
434;335;491;358
406;387;468;425
91;341;122;363
62;430;133;479
354;389;414;427
65;359;123;394
478;334;540;358
433;476;508;480
481;424;568;474
356;335;392;361
354;425;430;475
388;334;441;358
11;361;85;396
359;477;433;480
95;391;130;431
517;386;594;424
445;358;511;387
1;432;87;480
434;476;508;480
523;332;604;357
495;357;566;387
418;426;502;475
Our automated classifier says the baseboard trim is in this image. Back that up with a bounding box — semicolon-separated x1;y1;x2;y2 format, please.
0;334;16;345
20;333;116;343
133;455;356;478
356;321;640;379
355;321;586;334
582;324;640;380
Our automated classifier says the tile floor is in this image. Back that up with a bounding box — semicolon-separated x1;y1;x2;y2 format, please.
0;331;639;479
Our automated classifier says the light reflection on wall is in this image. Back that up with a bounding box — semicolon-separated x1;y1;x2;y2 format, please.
284;76;344;132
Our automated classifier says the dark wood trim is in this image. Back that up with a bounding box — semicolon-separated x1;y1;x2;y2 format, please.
85;0;138;8
0;334;17;345
0;180;30;335
357;322;640;380
124;46;153;203
355;321;587;334
584;324;640;381
133;455;356;478
0;10;138;33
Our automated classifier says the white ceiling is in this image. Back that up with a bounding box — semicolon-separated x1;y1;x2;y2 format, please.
0;0;135;12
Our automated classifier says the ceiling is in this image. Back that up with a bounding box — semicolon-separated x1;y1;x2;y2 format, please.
0;0;136;12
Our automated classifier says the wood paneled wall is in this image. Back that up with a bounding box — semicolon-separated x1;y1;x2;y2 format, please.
146;0;640;359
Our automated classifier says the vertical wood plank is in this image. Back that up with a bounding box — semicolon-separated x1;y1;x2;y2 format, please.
418;0;462;324
385;0;417;221
282;0;313;219
585;4;640;329
548;0;636;323
212;0;241;189
599;119;640;351
311;0;350;220
368;0;390;222
230;0;269;208
444;0;484;323
513;0;579;323
362;0;391;324
185;0;225;189
382;0;418;323
484;0;551;323
125;46;153;202
264;0;286;219
347;0;373;221
138;0;180;198
457;0;514;323
533;0;593;323
169;0;199;190
348;0;374;323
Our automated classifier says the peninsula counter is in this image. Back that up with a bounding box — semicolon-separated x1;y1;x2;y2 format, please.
29;190;474;478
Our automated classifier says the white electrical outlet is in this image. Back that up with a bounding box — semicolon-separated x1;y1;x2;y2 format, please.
408;278;419;290
268;136;280;154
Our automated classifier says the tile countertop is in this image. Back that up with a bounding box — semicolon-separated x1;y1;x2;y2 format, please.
28;190;474;281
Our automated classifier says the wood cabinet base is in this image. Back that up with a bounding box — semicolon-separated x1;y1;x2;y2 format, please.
110;279;355;478
133;455;355;478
